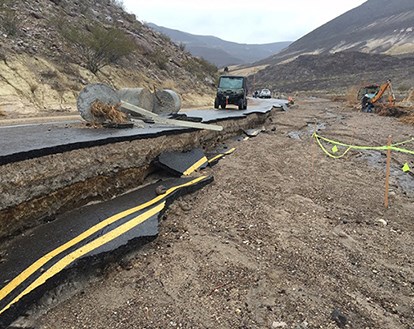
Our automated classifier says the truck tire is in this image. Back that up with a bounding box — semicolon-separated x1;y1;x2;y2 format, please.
238;99;243;110
214;97;219;109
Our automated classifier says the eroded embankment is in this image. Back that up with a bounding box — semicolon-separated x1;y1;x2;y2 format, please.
0;112;270;240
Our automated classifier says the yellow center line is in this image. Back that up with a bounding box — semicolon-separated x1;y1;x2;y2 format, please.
183;156;208;176
208;154;224;163
0;202;165;315
207;148;236;163
0;176;207;303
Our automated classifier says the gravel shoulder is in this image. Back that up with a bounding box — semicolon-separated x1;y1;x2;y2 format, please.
18;98;414;329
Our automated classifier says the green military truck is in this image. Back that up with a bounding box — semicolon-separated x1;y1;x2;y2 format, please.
214;75;248;110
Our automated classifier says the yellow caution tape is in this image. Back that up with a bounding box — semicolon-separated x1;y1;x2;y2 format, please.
313;133;414;159
402;163;411;172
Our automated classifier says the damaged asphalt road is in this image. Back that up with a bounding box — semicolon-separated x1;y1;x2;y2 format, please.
2;98;414;328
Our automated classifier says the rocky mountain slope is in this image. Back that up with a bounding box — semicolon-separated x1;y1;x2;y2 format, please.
248;51;414;96
0;0;218;118
262;0;414;65
147;23;291;67
242;0;414;96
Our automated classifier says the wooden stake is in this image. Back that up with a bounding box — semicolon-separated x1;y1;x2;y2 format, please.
311;120;317;179
384;135;392;208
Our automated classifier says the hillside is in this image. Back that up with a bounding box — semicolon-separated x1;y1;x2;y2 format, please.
261;0;414;65
147;23;291;67
241;0;414;96
248;51;414;96
0;0;218;118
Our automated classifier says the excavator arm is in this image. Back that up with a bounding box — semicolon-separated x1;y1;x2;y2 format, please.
360;80;396;113
370;80;395;105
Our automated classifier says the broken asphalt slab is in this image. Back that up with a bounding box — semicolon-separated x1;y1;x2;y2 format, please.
0;99;287;166
0;175;213;327
155;148;208;177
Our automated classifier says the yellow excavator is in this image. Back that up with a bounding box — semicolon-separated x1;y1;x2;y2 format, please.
359;80;396;113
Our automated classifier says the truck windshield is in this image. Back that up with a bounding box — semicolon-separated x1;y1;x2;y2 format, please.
219;77;243;89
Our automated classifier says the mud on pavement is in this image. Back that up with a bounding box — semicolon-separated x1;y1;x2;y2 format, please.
14;98;414;329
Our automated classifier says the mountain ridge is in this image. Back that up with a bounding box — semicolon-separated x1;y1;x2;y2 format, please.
146;23;291;67
260;0;414;66
248;51;414;95
242;0;414;95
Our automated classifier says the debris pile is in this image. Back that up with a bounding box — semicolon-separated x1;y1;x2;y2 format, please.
402;88;414;105
375;105;406;117
90;101;127;124
400;111;414;124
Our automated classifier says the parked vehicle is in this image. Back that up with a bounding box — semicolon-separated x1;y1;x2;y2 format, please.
258;89;271;99
214;75;248;110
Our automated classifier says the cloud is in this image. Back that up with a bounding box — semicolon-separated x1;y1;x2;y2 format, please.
123;0;367;43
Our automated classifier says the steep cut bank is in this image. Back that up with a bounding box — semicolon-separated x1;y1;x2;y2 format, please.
0;0;217;117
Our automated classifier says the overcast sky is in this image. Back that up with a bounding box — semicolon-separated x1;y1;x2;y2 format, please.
123;0;367;44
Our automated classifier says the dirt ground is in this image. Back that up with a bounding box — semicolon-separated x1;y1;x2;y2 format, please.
15;98;414;329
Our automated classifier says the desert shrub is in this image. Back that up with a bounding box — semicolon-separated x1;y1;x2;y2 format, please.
50;80;65;92
397;84;411;92
195;57;218;76
109;0;124;10
330;95;346;102
40;69;58;79
183;57;218;80
158;32;171;43
60;24;135;74
400;112;414;125
161;79;177;90
183;58;203;79
178;42;186;51
0;8;19;36
345;85;361;105
148;48;168;70
29;83;38;94
130;21;143;34
0;50;6;63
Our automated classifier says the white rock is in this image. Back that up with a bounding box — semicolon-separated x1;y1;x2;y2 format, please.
375;218;388;226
